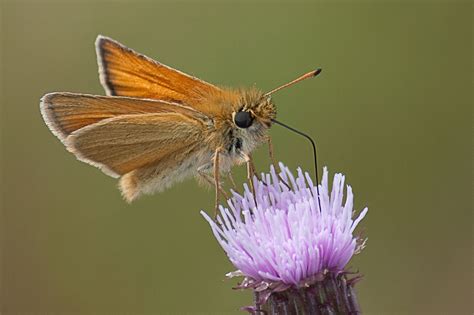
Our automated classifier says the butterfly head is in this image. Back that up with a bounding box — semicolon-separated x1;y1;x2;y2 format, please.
222;89;276;156
232;89;276;131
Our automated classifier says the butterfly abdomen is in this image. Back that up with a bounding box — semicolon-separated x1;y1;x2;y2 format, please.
119;146;212;202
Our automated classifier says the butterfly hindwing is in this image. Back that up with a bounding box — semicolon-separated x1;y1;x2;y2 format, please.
65;112;206;178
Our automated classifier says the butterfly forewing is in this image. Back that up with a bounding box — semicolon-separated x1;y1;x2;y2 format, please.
96;36;222;108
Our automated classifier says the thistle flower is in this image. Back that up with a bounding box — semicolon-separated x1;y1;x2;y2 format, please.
201;163;368;313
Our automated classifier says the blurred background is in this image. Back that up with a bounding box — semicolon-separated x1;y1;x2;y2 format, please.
1;1;471;314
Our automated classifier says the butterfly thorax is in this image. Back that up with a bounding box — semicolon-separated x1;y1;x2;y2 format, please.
201;88;276;165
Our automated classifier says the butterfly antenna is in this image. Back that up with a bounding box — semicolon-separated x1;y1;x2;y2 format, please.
271;119;322;211
264;68;322;97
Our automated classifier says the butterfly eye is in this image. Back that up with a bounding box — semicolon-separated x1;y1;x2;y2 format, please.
234;111;253;128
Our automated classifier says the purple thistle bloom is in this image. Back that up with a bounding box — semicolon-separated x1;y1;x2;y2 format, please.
201;163;368;288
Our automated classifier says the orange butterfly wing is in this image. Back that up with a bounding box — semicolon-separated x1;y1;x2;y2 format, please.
66;113;205;178
40;92;209;143
40;93;211;177
96;35;222;108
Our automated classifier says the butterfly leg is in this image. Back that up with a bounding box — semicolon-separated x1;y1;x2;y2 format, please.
242;153;258;208
245;153;262;181
197;165;229;200
266;135;291;189
227;172;237;190
197;149;229;218
212;147;226;217
266;135;279;172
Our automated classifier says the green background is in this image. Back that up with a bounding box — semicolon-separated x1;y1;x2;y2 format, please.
1;1;471;314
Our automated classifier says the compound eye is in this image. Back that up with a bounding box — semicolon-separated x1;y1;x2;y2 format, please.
234;111;253;128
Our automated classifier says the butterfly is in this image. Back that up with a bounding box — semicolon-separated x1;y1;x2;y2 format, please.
40;35;321;206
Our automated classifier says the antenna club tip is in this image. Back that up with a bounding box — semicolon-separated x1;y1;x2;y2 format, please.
313;68;322;76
